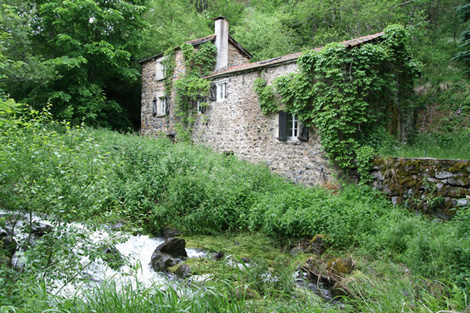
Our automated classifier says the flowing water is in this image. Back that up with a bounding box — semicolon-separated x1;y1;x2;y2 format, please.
1;210;336;304
1;210;206;296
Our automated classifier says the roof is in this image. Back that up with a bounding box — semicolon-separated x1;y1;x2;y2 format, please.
139;34;253;64
207;32;384;79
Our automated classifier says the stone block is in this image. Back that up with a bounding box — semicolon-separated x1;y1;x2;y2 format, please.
435;171;453;179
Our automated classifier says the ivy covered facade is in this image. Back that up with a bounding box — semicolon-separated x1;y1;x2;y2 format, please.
140;17;393;185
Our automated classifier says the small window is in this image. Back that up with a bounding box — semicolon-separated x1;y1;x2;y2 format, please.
286;113;298;139
156;58;167;80
216;81;227;102
196;98;206;114
278;112;309;142
159;97;167;115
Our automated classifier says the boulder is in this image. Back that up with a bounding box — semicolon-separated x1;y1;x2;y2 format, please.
31;222;53;238
151;253;178;272
0;230;17;267
326;257;354;276
213;250;225;261
161;226;183;238
155;238;187;259
151;238;188;272
240;257;251;264
102;246;124;270
174;264;191;278
310;234;327;255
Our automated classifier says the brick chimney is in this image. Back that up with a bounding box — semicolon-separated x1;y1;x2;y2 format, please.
214;16;228;71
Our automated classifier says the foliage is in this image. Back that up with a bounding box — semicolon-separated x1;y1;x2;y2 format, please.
2;108;470;309
253;77;278;114
139;0;211;59
172;42;217;141
378;129;470;159
355;145;375;183
0;99;112;221
0;0;148;130
454;1;470;63
232;8;298;62
272;25;420;177
53;280;247;313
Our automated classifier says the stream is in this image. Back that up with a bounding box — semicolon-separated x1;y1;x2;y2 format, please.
1;210;336;304
1;210;206;296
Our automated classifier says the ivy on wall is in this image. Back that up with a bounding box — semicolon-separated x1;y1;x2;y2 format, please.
254;25;420;180
253;77;278;114
163;42;217;141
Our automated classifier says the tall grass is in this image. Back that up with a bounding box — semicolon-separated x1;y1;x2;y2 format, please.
1;100;470;311
377;130;470;159
51;280;248;313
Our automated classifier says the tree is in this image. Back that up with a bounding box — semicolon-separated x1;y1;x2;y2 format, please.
1;0;149;130
455;1;470;62
139;0;211;59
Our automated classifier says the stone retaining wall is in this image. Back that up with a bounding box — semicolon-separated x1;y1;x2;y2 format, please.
372;157;470;219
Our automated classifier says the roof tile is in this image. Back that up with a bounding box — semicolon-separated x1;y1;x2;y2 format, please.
208;32;384;78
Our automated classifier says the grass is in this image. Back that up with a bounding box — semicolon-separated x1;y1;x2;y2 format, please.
1;101;470;312
378;130;470;159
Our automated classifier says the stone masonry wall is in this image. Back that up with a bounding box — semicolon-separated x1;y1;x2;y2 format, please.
191;64;337;186
372;157;470;219
228;43;250;68
142;42;249;137
141;50;187;137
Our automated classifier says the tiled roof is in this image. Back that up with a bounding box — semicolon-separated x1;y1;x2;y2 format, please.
208;32;384;79
184;35;216;46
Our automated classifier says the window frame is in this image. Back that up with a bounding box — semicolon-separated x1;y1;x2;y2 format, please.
215;80;228;102
159;97;167;115
196;98;206;114
152;97;158;117
278;111;309;142
286;113;299;140
155;57;167;81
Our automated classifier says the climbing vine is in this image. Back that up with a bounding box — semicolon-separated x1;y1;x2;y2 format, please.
253;77;278;114
255;25;420;180
167;42;217;141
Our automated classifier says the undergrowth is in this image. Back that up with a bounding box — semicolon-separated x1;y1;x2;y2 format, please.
1;99;469;311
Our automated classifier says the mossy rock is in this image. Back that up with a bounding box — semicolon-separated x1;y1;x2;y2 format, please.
326;257;354;276
399;176;420;188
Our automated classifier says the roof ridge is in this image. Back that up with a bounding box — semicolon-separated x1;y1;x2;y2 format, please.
208;32;384;78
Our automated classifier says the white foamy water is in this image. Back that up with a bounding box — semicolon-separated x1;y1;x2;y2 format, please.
1;210;207;296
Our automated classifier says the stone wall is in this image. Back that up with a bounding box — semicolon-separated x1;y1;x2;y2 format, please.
141;50;187;137
227;42;250;68
191;64;337;186
372;157;470;219
141;42;249;137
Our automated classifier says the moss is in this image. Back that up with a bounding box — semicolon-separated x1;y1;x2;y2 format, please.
326;257;354;276
399;176;420;188
449;161;468;173
444;187;470;198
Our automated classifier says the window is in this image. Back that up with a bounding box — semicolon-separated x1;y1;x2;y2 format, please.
159;97;167;115
278;112;309;141
195;98;207;114
216;81;227;102
155;58;167;80
286;113;299;139
152;97;158;117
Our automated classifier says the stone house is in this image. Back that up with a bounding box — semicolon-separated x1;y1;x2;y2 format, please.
140;17;383;186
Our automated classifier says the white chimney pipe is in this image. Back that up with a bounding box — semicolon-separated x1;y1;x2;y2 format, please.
214;16;228;71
